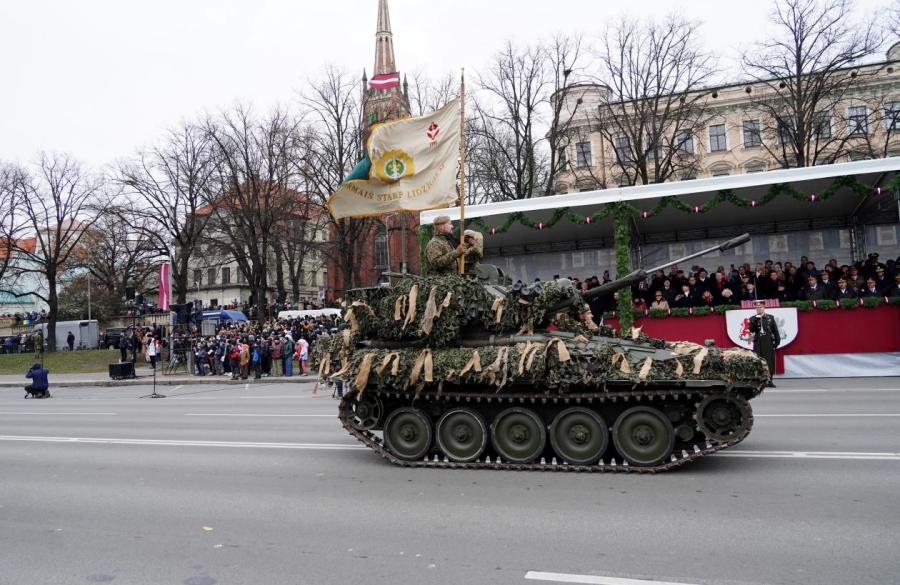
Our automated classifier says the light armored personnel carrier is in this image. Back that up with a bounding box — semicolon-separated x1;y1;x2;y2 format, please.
315;234;768;472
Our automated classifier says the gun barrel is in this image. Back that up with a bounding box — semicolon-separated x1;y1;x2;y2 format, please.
581;270;647;301
645;233;750;275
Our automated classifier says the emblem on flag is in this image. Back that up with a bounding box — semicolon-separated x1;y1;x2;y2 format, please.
374;150;414;182
427;122;440;142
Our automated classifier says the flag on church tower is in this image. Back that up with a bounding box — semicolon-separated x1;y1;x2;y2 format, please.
327;99;461;220
369;72;401;89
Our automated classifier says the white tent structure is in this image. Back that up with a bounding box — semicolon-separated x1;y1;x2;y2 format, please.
422;159;900;283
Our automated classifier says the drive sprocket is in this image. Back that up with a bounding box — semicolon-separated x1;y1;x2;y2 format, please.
695;393;753;443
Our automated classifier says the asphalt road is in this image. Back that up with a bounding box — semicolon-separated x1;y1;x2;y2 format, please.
0;377;898;585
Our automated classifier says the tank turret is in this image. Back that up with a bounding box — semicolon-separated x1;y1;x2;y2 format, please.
315;233;767;472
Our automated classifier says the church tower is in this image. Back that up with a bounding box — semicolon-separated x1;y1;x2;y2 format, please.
362;0;410;143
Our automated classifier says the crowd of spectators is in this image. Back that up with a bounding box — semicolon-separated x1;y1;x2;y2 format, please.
0;309;48;327
562;252;900;315
176;314;340;379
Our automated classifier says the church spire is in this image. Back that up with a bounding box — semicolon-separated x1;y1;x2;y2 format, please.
374;0;396;75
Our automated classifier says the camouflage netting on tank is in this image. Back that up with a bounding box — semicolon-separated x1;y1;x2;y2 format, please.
343;274;490;347
317;336;767;395
341;274;611;344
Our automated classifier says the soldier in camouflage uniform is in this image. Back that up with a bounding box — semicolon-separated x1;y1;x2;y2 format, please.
425;215;466;274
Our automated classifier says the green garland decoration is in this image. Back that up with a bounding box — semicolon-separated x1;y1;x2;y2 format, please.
462;174;899;235
612;203;634;333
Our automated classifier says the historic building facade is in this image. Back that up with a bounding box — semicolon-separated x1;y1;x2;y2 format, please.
554;43;900;193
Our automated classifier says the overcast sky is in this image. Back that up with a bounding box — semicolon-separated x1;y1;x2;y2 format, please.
0;0;890;168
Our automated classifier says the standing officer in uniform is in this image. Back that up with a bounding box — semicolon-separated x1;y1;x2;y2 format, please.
425;215;466;274
748;300;780;387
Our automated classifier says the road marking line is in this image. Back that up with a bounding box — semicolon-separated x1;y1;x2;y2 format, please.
755;413;900;417
0;412;116;416
721;450;900;461
767;388;900;393
525;571;698;585
0;435;364;450
184;413;335;418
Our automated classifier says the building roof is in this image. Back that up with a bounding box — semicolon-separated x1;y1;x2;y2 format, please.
0;236;36;259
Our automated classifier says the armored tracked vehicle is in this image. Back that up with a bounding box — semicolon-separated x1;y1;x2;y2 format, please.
315;234;768;472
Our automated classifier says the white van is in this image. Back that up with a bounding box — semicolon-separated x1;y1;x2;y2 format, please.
277;308;343;321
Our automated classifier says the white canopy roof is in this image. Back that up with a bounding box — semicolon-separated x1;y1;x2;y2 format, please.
421;158;900;251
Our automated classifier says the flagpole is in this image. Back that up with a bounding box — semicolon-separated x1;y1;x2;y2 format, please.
458;68;466;274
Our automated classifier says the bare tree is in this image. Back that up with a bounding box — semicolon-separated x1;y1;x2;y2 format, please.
3;153;103;351
0;164;24;286
80;209;160;304
204;105;301;311
116;123;217;303
471;41;550;201
592;16;715;186
407;70;456;116
887;0;900;39
544;34;587;195
298;66;372;293
742;0;881;167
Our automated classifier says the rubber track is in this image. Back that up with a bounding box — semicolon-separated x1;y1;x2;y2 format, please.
338;387;751;473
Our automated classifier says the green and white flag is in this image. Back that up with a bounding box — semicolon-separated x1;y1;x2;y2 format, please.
328;99;460;220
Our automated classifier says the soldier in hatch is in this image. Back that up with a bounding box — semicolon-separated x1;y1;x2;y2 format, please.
462;229;483;273
424;216;480;274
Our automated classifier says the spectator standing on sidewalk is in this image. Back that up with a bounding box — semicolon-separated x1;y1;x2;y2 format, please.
147;335;158;369
270;337;283;376
297;337;310;375
239;340;250;379
282;336;294;377
252;342;262;379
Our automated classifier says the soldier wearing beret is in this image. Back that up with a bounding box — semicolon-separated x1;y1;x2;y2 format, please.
748;300;780;387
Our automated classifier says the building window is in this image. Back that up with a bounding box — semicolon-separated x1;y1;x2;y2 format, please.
742;120;762;147
221;267;231;285
744;164;766;174
708;124;727;152
848;106;867;135
776;119;792;145
236;270;246;284
675;130;694;155
575;142;592;167
613;136;631;163
644;136;663;160
374;233;389;268
193;269;202;287
558;147;567;168
814;111;832;139
207;268;216;286
709;163;732;177
884;102;900;131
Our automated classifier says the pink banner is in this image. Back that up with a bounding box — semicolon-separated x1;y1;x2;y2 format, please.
158;263;171;310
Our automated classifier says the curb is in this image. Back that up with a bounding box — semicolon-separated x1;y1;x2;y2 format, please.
0;375;315;389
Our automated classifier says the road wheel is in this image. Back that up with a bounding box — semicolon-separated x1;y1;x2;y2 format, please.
549;407;609;465
384;407;433;461
436;408;487;463
347;394;383;430
491;407;546;464
612;406;675;467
